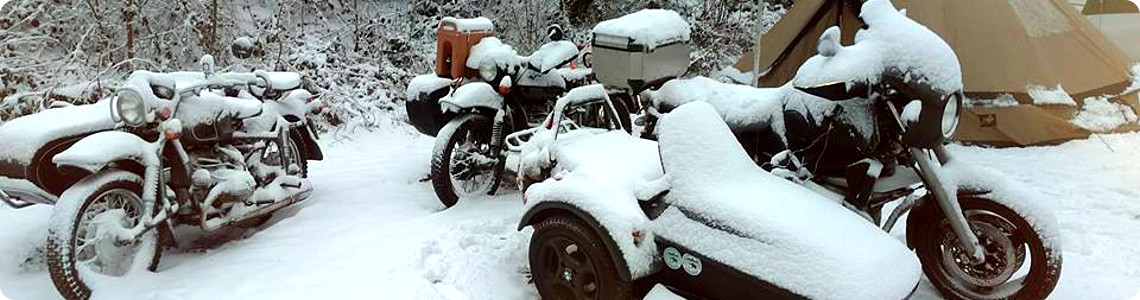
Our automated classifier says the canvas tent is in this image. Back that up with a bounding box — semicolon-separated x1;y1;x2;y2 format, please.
736;0;1140;146
1081;0;1140;62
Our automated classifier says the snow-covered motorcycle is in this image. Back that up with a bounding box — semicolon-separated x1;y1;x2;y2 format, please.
0;70;322;300
405;17;616;208
637;1;1062;299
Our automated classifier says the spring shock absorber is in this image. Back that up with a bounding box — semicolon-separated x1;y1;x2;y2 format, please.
490;109;506;150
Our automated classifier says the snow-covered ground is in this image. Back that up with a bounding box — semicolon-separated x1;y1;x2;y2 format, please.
0;120;1138;300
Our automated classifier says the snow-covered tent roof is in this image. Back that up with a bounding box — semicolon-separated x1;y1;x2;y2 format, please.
736;0;1140;146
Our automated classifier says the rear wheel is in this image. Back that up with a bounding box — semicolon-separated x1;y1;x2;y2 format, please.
46;170;167;300
430;114;497;208
914;196;1061;300
530;215;632;300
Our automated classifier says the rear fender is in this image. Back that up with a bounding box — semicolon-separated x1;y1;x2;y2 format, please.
519;201;634;282
52;131;158;173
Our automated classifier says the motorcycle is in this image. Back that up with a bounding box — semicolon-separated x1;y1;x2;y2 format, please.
518;101;923;300
0;69;323;300
405;17;621;208
633;1;1062;299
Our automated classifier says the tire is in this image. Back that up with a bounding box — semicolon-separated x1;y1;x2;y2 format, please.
530;215;632;300
430;114;495;208
913;196;1062;300
285;137;308;178
46;170;167;300
609;94;633;134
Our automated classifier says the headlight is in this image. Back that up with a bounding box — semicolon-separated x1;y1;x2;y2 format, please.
479;61;498;81
116;89;148;127
941;94;961;138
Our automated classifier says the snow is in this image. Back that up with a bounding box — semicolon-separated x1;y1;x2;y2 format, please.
0;99;116;169
646;76;849;141
1008;0;1072;38
405;75;453;100
526;41;579;73
966;94;1020;108
901;100;923;126
523;130;664;277
440;17;494;33
653;102;921;299
794;0;963;95
1071;96;1139;132
51;131;157;173
439;82;502;112
0;117;1139;299
1028;84;1078;106
465;37;522;71
592;9;691;49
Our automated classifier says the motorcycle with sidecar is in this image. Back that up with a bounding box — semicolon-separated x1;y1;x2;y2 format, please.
0;68;322;300
405;17;620;209
516;2;1061;299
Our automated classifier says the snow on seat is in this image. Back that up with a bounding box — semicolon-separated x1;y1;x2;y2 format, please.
260;71;302;91
646;76;838;137
0;100;116;179
526;41;579;73
654;102;920;300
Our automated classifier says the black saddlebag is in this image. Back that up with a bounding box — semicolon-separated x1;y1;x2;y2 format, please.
406;86;453;137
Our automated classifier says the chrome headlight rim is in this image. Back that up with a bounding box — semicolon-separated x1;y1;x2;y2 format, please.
115;89;148;127
941;93;962;138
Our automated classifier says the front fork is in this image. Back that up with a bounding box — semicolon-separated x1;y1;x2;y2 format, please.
911;145;985;262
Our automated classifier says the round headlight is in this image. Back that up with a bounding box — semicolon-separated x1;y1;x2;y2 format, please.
116;89;148;127
941;94;961;138
479;61;498;81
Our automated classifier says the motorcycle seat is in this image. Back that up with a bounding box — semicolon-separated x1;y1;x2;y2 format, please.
526;41;579;73
260;71;302;92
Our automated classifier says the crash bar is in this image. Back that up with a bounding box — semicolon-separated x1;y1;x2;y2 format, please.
0;189;35;209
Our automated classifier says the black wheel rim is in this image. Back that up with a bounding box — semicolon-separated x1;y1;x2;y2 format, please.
539;236;601;300
934;210;1034;299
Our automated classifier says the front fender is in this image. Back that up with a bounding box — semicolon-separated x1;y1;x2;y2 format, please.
440;82;503;112
519;201;635;282
53;131;157;173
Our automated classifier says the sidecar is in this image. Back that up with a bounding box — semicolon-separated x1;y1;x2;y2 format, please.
518;102;921;300
502;84;630;189
0;100;118;208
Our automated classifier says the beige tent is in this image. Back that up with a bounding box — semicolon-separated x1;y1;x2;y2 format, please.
1082;0;1140;61
738;0;1139;146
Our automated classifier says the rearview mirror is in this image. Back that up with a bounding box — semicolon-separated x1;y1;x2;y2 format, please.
795;80;871;101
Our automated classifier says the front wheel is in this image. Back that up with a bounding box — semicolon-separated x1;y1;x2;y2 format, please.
530;215;632;300
46;170;166;300
430;114;498;208
914;195;1062;300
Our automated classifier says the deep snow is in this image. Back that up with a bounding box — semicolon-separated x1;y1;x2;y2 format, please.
0;119;1139;299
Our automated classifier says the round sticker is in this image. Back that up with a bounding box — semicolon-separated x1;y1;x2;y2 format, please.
681;253;702;276
663;247;682;270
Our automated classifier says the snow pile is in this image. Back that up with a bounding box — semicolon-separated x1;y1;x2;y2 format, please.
523;131;663;278
794;0;963;95
440;17;494;33
937;161;1063;251
526;41;579;73
1071;96;1139;132
966;94;1020;108
416;219;533;300
1027;85;1078;106
654;102;920;300
405;75;453;100
465;37;523;70
647;76;880;143
592;9;690;49
440;83;501;112
0;100;116;167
